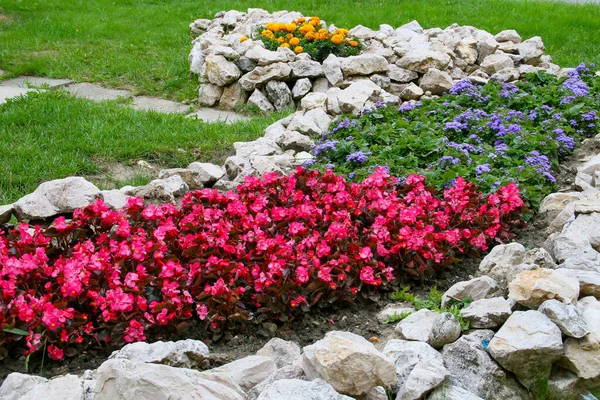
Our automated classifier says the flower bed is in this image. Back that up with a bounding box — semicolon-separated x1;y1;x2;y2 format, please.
309;64;600;207
0;168;525;360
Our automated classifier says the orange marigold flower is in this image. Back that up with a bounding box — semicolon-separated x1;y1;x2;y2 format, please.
284;23;297;32
294;46;304;54
261;29;273;37
289;37;300;46
239;36;248;43
277;36;285;43
309;16;321;25
331;34;344;45
304;31;316;40
280;43;291;48
299;23;315;35
297;17;306;23
286;33;293;39
265;22;275;31
349;40;359;47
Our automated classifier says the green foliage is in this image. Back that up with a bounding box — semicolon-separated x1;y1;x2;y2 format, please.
388;288;471;330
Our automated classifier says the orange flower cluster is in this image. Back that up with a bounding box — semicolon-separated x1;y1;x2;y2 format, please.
252;16;360;56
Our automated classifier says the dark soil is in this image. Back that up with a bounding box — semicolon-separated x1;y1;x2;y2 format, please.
1;139;593;384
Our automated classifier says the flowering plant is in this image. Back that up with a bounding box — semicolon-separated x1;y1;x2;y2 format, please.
0;168;524;360
253;16;361;61
310;63;600;208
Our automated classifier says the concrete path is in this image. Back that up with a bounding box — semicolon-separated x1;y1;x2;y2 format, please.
0;76;250;123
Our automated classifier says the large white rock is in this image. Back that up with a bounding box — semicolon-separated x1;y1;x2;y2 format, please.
108;339;209;368
565;269;600;298
19;374;83;400
441;276;501;307
256;338;302;369
399;83;424;100
245;46;288;65
290;60;324;78
387;64;418;83
265;80;293;111
476;37;499;64
419;68;453;95
95;359;245;399
275;130;314;152
340;54;389;76
198;83;223;106
559;252;600;274
394;309;461;348
495;29;522;43
205;54;241;86
460;297;512;328
383;339;447;399
256;378;352;400
518;36;544;65
133;175;189;202
0;373;47;400
301;92;328;110
239;63;291;91
337;81;378;115
247;365;306;400
428;384;484;400
234;138;281;158
540;192;583;214
220;82;248;109
455;38;478;64
487;310;563;386
14;177;101;220
302;331;396;396
323;54;344;86
480;53;514;75
292;78;312;99
396;50;451;74
479;242;526;287
211;355;278;391
539;299;590;338
441;330;529;400
248;89;275;112
558;297;600;380
508;268;580;308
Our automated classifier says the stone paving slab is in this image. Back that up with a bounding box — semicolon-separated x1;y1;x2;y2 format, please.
0;86;38;105
65;82;132;101
186;108;251;124
0;76;74;88
132;96;190;114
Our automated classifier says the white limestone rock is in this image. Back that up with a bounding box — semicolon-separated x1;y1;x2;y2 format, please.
539;299;590;338
205;54;241;86
460;297;512;328
256;378;352;400
394;309;461;349
441;276;501;307
256;338;302;369
419;68;453;95
0;373;47;400
340;54;389;76
248;88;275;112
508;268;580;308
396;50;451;74
108;339;209;368
265;80;293;111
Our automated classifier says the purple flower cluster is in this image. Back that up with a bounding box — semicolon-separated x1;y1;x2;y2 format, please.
499;82;519;99
449;79;488;101
554;128;575;152
398;101;422;113
313;140;339;157
475;164;491;175
346;151;371;164
525;151;556;183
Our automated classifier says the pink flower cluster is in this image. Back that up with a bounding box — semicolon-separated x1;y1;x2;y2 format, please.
0;168;525;360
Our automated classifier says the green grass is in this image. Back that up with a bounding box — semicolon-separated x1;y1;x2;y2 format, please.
0;91;283;204
1;0;600;101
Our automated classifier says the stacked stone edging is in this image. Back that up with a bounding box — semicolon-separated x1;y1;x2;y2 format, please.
189;8;565;114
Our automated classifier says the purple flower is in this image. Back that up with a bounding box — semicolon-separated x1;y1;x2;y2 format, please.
302;159;316;167
582;111;598;121
563;74;589;97
554;128;575;152
313;140;339;157
348;172;356;179
325;163;335;169
525;151;556;183
475;164;491;175
398;101;422;112
508;124;521;134
346;151;371;164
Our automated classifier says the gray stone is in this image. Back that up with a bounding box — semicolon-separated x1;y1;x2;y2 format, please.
212;355;278;391
559;253;600;273
256;338;302;368
132;96;189;113
479;242;526;287
301;92;327;110
340;54;389;76
566;269;600;298
66;82;132;101
441;276;501;307
205;44;240;60
323;54;344;86
302;331;396;396
491;67;520;82
247;365;306;400
1;76;73;88
248;89;275;112
99;190;128;210
539;299;590;338
0;373;47;400
275;130;314;152
428;384;484;400
198;83;223;106
292;78;312;99
419;68;453;95
476;37;499;64
455;38;478;64
387;64;419;83
429;313;462;349
188;43;205;74
0;204;13;224
397;359;448;400
109;339;209;368
508;268;580;308
187;162;226;185
219;82;248;110
234;138;281;158
395;309;461;348
396;50;451;74
460;297;512;328
239;63;292;91
519;36;544;65
553;213;600;262
399;83;423;100
441;330;529;400
304;108;332;133
14;177;101;220
523;247;556;269
311;77;330;93
540;192;582;214
265;80;293;111
370;74;391;89
495;29;522;43
480;53;514;75
224;155;251;179
245;46;288;66
256;379;352;400
290;60;324;78
95;359;245;400
19;374;83;400
213;178;240;192
488;310;563;386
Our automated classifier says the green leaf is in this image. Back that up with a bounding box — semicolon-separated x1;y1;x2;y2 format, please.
3;328;30;336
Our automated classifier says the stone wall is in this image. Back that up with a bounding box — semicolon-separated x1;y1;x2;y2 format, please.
189;8;563;114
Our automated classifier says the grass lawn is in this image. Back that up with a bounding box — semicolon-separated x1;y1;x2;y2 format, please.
1;0;599;101
0;91;283;204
